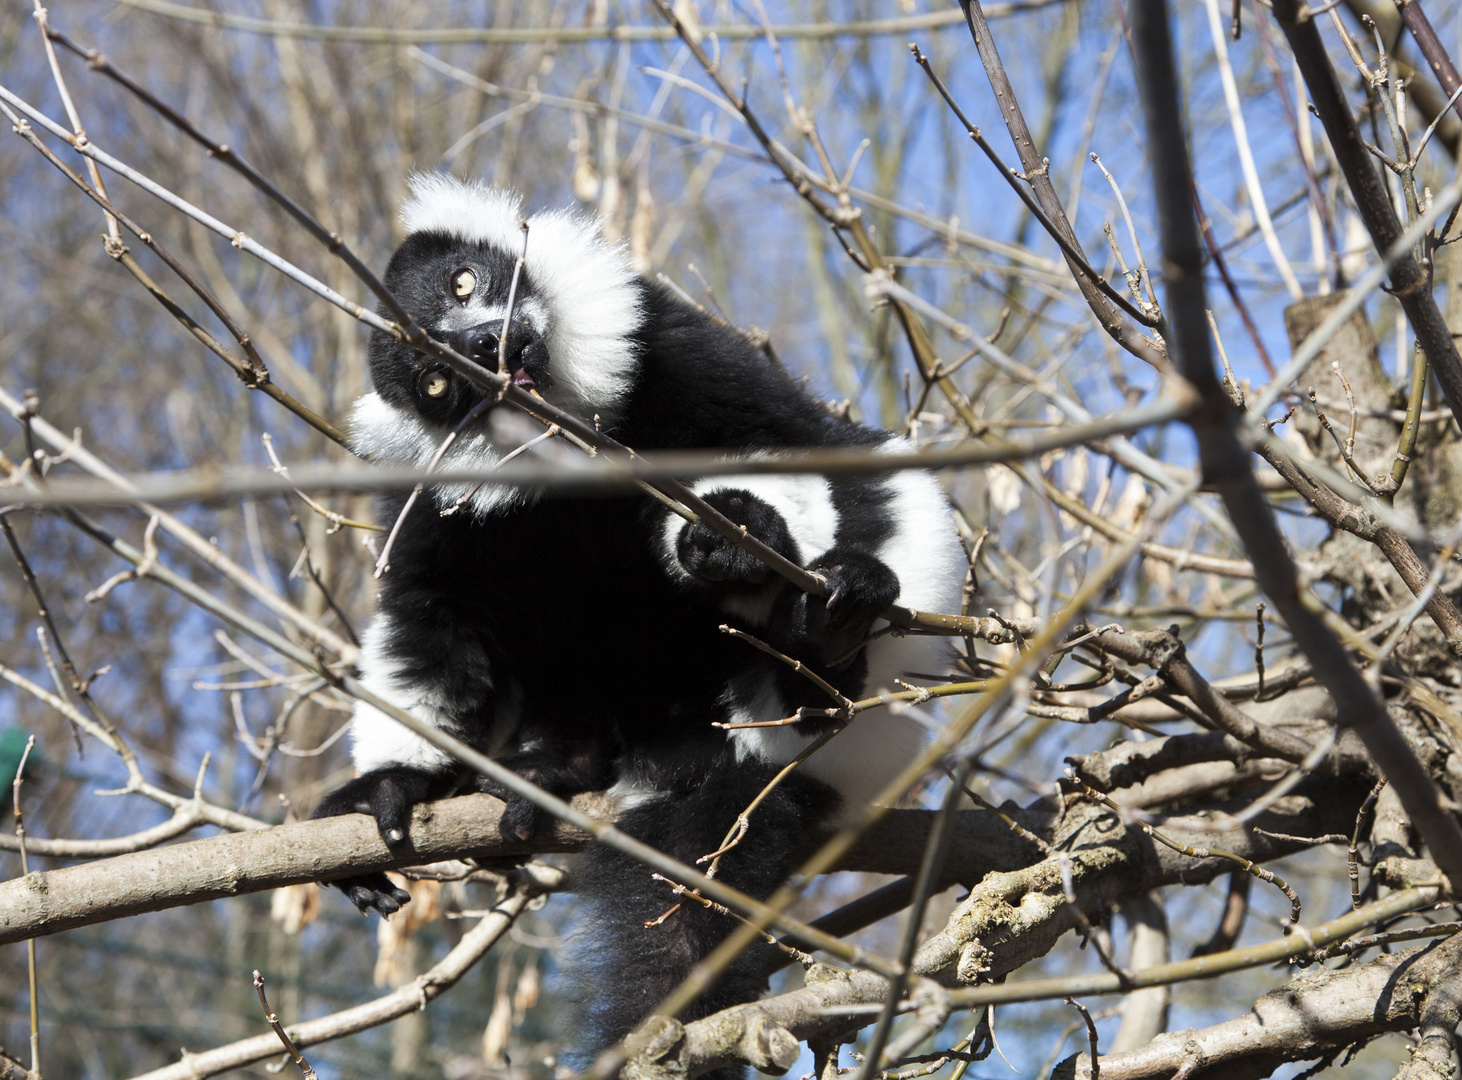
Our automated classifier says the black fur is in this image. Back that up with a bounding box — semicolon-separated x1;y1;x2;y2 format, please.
572;757;834;1075
312;186;958;1070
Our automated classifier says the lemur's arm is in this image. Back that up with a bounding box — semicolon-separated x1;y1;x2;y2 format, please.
309;612;479;914
663;475;901;669
314;613;618;914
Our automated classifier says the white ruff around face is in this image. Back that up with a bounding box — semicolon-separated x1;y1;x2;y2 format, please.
349;391;526;519
400;174;643;427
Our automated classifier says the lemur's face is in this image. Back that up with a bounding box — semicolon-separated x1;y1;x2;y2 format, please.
370;231;553;428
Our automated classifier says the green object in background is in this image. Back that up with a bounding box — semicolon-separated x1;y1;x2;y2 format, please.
0;728;36;802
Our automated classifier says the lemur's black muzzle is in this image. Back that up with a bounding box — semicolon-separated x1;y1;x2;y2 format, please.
442;318;550;391
410;318;550;428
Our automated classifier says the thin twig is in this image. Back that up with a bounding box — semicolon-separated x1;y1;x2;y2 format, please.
952;0;1168;365
1350;778;1387;910
1090;153;1158;313
12;734;40;1075
720;625;854;713
261;436;378;531
1202;0;1304;299
110;0;1059;44
2;514;92;753
252;971;318;1079
1064;998;1100;1080
910;46;1161;330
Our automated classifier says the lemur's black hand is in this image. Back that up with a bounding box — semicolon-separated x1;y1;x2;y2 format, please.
337;876;412;917
793;550;901;667
472;746;612;843
471;774;541;843
312;766;448;916
676;488;798;586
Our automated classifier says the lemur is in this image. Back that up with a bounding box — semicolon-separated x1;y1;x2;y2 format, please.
313;174;967;1066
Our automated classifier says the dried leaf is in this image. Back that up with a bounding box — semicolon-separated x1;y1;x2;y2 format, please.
269;882;319;936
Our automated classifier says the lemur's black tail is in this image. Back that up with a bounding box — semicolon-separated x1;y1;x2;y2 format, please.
571;760;838;1078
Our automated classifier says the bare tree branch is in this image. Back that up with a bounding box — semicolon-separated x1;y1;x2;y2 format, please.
1270;0;1462;428
954;0;1168;367
127;863;566;1080
1128;0;1462;890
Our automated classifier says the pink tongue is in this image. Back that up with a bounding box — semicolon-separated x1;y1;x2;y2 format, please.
513;369;535;387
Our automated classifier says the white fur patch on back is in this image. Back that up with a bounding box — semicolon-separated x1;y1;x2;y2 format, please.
724;446;967;817
859;440;968;706
400;174;644;426
349;391;525;519
871;439;968;616
727;692;929;825
349;617;460;774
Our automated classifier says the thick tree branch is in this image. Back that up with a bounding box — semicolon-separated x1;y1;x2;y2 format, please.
0;778;1368;948
0;793;593;946
1394;936;1462;1080
1054;932;1462;1079
914;779;1372;985
0;795;1026;946
1067;725;1365;793
624;886;1442;1080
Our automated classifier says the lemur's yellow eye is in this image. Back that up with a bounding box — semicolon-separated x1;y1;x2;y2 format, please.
421;371;449;398
451;268;476;301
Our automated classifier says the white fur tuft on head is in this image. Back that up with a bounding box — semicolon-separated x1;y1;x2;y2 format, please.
400;174;525;248
399;174;644;425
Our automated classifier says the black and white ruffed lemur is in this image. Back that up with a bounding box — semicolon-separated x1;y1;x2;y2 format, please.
313;174;967;1065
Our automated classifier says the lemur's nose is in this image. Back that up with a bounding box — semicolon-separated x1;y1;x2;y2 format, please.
447;319;541;377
